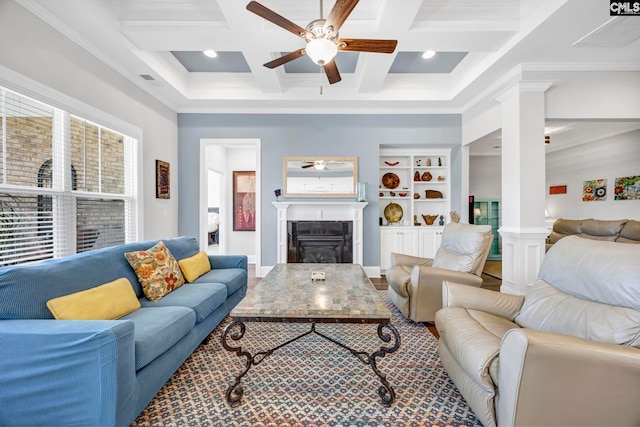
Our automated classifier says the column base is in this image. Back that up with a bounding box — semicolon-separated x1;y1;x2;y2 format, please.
498;226;549;295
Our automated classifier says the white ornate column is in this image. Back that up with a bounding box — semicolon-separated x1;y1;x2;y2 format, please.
272;202;368;266
496;81;554;295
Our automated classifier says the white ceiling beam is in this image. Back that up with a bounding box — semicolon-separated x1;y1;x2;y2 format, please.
357;0;423;94
216;0;285;94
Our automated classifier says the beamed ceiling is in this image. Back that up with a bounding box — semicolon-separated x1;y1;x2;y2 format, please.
13;0;640;153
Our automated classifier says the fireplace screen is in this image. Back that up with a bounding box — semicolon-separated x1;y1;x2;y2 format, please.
287;221;353;263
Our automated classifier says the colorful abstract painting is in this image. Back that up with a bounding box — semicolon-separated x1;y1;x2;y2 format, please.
614;175;640;200
583;179;607;201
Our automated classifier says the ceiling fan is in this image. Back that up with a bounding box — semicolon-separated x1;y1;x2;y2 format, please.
246;0;398;84
301;160;339;170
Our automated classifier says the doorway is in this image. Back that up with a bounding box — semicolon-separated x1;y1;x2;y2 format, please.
199;139;261;270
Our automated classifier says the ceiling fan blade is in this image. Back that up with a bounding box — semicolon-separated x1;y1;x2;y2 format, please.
324;0;359;33
263;48;306;69
337;38;398;53
246;1;312;39
301;164;315;168
323;60;342;84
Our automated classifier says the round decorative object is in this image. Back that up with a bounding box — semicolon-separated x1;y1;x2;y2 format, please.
421;171;432;181
382;172;400;189
384;203;403;223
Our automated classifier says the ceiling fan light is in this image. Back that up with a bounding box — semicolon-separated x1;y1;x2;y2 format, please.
306;38;338;65
422;50;436;59
203;50;218;58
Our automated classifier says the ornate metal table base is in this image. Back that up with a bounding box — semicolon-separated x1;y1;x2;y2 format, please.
220;321;401;407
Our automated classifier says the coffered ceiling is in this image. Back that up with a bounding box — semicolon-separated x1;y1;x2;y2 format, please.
17;0;640;116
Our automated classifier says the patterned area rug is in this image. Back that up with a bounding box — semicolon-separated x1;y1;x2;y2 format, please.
132;292;480;426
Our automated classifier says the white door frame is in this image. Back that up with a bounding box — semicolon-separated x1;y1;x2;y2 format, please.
199;138;261;272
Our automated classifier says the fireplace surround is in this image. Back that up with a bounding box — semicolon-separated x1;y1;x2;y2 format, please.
273;202;367;265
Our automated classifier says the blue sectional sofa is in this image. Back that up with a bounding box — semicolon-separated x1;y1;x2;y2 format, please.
0;236;248;426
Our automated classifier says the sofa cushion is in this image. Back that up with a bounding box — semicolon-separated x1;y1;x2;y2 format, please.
194;268;247;296
552;218;586;235
139;282;227;323
618;219;640;243
125;241;186;302
580;218;627;238
120;306;196;371
538;236;640;310
46;278;140;320
178;251;211;282
515;281;640;346
433;223;492;273
516;236;640;347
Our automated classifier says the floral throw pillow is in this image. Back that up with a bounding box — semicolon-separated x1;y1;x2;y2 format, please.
124;241;185;302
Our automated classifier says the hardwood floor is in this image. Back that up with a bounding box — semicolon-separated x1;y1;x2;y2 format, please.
246;264;501;339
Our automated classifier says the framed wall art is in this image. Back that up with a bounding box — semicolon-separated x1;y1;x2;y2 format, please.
582;178;607;202
233;171;256;231
614;176;640;200
549;185;567;195
156;160;170;199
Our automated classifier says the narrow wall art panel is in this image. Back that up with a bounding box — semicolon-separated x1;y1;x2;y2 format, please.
614;176;640;200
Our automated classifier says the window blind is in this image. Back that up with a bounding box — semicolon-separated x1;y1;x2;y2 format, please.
0;87;138;266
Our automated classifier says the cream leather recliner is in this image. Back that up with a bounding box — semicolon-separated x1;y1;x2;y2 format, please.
435;236;640;427
386;222;493;322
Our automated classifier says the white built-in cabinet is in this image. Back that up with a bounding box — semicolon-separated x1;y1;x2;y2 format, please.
379;148;451;272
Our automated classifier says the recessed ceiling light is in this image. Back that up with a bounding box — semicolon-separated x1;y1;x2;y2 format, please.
203;50;218;58
422;50;436;59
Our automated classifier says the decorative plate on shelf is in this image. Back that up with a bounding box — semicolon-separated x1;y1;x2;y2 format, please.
384;202;403;223
382;172;400;189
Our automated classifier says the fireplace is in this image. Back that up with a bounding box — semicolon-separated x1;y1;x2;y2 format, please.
273;202;367;265
288;221;353;263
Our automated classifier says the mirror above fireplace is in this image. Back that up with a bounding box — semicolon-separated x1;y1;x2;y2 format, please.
283;156;358;198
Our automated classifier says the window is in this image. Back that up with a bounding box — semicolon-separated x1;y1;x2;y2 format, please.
0;87;138;266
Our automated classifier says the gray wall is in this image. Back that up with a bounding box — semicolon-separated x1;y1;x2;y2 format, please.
178;114;461;267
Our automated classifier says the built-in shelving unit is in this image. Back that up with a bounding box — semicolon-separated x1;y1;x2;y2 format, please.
378;148;451;271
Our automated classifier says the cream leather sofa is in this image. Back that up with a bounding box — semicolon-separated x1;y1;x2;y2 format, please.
435;236;640;427
546;218;640;251
386;223;493;322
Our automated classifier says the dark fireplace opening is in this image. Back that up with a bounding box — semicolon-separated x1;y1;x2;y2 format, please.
287;221;353;263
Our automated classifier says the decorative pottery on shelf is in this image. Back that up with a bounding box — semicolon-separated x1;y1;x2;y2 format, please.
425;189;444;199
450;211;460;223
384;161;400;167
398;192;407;197
382;172;400;189
422;214;438;225
384;203;403;223
414;171;420;181
413;193;420;199
421;171;432;182
437;176;445;181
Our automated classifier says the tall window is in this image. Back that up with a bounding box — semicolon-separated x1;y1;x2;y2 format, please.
0;87;138;266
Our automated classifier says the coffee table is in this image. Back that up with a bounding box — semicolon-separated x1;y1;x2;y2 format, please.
220;263;401;407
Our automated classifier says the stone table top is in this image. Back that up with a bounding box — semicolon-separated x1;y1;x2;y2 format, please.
231;263;391;324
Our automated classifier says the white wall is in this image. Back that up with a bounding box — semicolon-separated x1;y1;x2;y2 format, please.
0;1;178;240
546;129;640;221
207;171;220;207
470;155;502;199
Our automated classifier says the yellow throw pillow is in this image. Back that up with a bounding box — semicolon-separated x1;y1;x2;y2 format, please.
178;251;212;282
46;278;141;320
124;241;186;302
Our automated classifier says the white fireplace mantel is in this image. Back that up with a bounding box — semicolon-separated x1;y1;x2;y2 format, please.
272;201;368;265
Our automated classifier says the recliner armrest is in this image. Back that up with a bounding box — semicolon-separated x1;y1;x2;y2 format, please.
390;252;433;268
497;328;640;427
442;280;524;320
